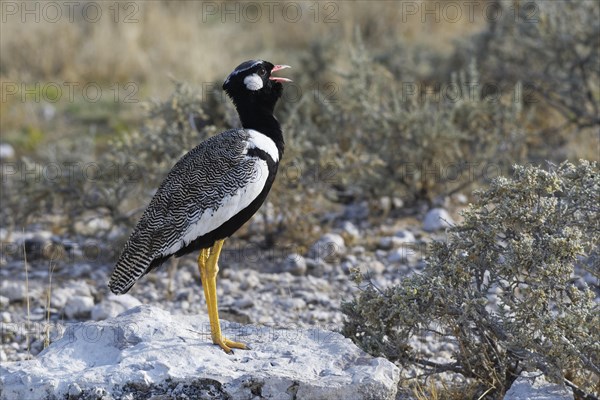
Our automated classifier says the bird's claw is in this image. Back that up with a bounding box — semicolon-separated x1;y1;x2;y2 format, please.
214;337;248;354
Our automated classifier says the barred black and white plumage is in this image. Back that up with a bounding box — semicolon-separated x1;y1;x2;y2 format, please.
109;60;291;301
109;128;279;294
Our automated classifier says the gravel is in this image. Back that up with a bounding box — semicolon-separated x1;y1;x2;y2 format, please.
423;208;455;231
1;206;596;396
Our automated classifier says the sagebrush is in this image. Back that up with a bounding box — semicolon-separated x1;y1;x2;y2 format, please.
342;160;599;398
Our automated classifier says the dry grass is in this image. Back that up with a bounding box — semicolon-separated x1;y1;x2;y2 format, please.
410;377;484;400
0;1;488;150
22;236;31;358
0;1;486;90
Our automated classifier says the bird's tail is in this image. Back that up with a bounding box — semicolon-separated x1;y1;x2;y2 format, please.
108;238;156;295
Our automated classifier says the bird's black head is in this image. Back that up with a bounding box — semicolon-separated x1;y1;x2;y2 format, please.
223;60;291;114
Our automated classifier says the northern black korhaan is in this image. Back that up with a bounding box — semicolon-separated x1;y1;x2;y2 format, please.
109;60;291;353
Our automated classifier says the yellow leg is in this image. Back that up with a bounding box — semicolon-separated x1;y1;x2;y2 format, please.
198;239;247;353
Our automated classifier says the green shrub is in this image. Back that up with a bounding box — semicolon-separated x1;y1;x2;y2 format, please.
342;160;599;398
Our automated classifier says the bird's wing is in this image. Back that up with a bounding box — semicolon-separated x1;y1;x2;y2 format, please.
109;129;270;294
136;128;270;255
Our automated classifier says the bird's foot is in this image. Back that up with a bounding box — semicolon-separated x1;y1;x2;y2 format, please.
214;336;248;354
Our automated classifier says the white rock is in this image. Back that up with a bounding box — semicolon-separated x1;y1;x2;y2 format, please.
41;104;56;121
90;293;142;321
453;193;468;204
280;253;307;276
352;246;366;255
392;197;404;209
378;237;396;250
64;296;94;319
379;197;392;213
51;281;92;309
276;297;307;311
305;258;331;277
0;143;15;159
503;370;573;400
233;297;254;310
74;216;112;236
0;305;400;399
239;271;260;290
423;208;455;232
340;221;361;240
67;382;83;398
0;281;27;302
309;233;346;262
343;201;369;220
1;312;12;323
387;248;415;264
378;231;416;250
361;260;386;275
394;230;416;243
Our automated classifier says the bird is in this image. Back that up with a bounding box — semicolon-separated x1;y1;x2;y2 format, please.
109;60;291;353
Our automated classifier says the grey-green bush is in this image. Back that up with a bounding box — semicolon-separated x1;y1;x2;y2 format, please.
342;160;599;398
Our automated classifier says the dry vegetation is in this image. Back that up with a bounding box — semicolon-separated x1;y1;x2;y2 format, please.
1;1;598;398
343;160;599;399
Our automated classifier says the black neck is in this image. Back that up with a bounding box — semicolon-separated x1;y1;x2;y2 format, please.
237;106;285;158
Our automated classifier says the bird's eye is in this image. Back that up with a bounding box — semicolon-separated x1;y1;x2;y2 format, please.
257;67;267;77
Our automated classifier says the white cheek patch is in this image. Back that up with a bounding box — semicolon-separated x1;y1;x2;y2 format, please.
243;74;263;91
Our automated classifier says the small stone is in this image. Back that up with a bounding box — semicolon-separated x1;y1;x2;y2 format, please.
305;258;331;277
23;234;56;260
1;311;12;323
387;248;414;264
239;271;260;290
276;297;306;311
91;294;142;321
453;193;468;204
362;260;386;275
309;233;346;262
378;237;395;250
378;231;415;250
233;297;254;309
52;282;93;309
379;197;392;213
341;261;355;274
64;296;94;319
423;208;455;232
68;383;83;398
280;253;307;276
352;246;366;255
0;143;15;159
503;370;573;400
340;221;360;240
74;216;112;236
0;280;28;302
392;197;404;209
394;230;416;243
41;104;56;121
343;201;369;220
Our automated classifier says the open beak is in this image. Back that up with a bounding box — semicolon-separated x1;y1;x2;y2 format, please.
269;65;292;83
